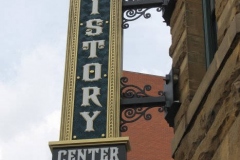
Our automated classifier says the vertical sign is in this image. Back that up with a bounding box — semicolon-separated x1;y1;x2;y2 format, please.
57;0;124;141
49;1;130;159
73;0;111;139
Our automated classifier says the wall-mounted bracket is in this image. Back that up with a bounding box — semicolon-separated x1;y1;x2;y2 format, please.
120;68;180;131
163;68;181;127
120;77;165;132
122;0;176;29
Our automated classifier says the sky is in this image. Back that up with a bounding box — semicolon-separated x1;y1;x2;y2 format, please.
0;0;171;159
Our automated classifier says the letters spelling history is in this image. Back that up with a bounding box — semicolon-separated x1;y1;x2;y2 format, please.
72;0;110;139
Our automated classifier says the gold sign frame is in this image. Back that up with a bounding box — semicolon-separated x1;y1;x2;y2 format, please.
59;0;123;141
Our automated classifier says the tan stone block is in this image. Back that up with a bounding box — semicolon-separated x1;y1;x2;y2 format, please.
216;15;240;69
172;13;240;160
188;61;206;84
170;0;184;27
211;133;229;160
172;34;240;160
185;16;240;133
172;49;186;68
185;12;204;37
191;92;239;159
178;56;190;102
188;51;205;64
171;117;186;155
173;121;206;160
188;79;202;92
217;0;238;45
171;29;187;61
170;1;204;58
187;39;240;160
185;0;202;8
185;0;202;4
185;60;217;129
216;0;229;20
170;8;185;55
174;98;190;129
228;113;240;159
179;83;189;103
186;35;205;54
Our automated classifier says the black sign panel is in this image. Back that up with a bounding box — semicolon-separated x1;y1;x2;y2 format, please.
52;144;126;160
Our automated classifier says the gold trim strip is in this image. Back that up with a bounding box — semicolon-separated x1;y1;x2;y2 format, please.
59;0;80;140
49;137;131;151
107;0;123;138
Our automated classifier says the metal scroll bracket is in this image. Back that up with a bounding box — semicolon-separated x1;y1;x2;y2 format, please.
120;68;180;132
122;0;176;29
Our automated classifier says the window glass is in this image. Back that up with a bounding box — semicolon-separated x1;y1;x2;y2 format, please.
203;0;217;67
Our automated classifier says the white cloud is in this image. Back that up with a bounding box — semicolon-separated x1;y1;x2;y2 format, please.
0;1;68;159
123;9;172;76
0;32;66;160
0;41;65;140
0;110;60;160
0;0;69;78
0;147;2;160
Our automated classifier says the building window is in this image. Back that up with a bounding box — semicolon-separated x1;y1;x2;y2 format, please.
203;0;217;68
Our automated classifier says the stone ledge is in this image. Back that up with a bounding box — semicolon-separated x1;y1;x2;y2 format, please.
171;13;240;156
217;0;238;46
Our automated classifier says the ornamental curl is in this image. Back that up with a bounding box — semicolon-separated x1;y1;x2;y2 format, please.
120;77;152;98
122;6;163;29
120;76;165;132
120;106;164;132
122;8;152;29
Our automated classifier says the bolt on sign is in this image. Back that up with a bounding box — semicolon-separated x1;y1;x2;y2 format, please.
49;0;130;160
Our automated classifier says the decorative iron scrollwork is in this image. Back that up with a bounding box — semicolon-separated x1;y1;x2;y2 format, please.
120;77;165;132
122;7;162;29
121;77;153;98
120;106;164;132
122;0;176;27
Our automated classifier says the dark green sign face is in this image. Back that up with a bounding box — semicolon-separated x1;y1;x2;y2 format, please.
73;0;110;139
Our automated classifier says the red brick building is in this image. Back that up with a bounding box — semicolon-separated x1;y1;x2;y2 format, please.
121;71;173;160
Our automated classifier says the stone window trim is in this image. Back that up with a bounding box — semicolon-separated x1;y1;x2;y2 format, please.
203;0;218;68
171;13;240;156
